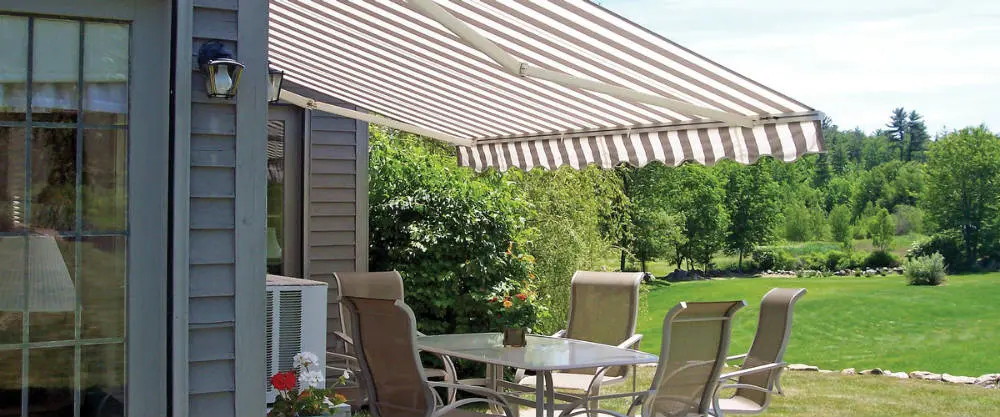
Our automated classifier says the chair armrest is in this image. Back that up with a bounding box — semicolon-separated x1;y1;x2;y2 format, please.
719;362;787;380
326;351;357;363
333;330;353;345
726;353;748;362
617;334;643;349
551;329;567;338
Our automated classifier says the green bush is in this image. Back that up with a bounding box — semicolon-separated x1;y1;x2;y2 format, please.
368;127;543;335
903;253;947;286
752;248;799;271
863;250;899;268
907;230;964;272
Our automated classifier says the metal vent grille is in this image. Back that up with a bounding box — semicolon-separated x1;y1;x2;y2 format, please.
278;290;303;379
265;290;274;387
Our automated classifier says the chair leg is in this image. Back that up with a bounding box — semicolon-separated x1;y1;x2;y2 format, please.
586;385;601;417
774;369;785;395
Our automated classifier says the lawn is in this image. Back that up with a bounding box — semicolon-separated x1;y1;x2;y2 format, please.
636;273;1000;376
593;367;1000;417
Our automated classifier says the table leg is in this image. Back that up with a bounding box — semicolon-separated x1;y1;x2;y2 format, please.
535;371;545;417
544;371;555;417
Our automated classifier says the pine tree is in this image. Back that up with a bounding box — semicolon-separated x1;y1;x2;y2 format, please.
906;110;929;162
886;107;908;160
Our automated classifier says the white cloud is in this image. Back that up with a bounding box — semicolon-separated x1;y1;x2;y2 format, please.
600;0;1000;132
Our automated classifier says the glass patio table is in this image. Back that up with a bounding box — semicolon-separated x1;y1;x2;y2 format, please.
418;332;658;417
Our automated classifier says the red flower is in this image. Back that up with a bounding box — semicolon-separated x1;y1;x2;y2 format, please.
515;293;527;301
270;371;296;391
489;296;498;303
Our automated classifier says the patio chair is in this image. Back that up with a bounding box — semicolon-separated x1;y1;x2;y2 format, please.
327;271;457;407
556;300;746;417
712;288;807;416
515;271;644;409
340;291;515;417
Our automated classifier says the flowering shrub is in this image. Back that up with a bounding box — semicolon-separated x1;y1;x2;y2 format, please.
268;352;348;417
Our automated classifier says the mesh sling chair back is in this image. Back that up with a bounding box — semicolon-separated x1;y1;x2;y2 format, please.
341;292;515;417
328;271;457;407
713;288;807;416
557;300;746;417
516;271;644;407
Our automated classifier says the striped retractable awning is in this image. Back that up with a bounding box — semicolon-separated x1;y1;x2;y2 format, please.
269;0;824;171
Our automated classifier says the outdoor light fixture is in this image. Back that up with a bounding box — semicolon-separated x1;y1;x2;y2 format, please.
197;41;245;99
268;66;285;103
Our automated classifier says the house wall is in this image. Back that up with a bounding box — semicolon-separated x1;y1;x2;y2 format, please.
286;83;370;359
175;1;268;417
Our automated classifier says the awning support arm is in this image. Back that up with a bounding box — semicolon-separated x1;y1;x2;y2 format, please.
281;91;474;147
407;0;755;128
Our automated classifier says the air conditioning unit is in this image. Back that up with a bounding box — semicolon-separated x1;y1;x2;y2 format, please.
265;274;328;404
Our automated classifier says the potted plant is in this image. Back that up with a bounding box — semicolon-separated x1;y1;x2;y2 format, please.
485;280;541;347
268;352;350;417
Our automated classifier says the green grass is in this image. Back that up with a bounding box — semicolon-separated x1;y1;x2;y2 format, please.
637;273;1000;376
594;367;1000;417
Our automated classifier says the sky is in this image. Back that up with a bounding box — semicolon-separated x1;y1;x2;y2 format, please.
600;0;1000;134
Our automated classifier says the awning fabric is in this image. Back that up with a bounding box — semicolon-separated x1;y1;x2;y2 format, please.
269;0;824;171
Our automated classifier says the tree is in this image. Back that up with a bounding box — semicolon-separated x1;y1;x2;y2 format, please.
923;125;1000;268
829;204;853;248
906;110;930;162
662;164;727;271
630;209;684;272
720;162;782;272
812;153;832;188
869;207;895;252
886;107;908;160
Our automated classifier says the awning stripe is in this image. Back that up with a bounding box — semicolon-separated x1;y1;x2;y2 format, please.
458;120;822;171
269;0;824;172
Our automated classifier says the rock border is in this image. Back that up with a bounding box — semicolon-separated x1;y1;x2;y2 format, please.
787;364;999;389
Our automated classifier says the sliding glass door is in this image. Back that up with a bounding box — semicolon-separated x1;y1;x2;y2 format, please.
266;105;303;277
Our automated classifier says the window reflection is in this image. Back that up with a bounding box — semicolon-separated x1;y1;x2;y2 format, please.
267;121;285;274
0;15;129;417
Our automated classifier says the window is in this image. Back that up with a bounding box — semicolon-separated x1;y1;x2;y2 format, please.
266;106;303;277
0;15;129;417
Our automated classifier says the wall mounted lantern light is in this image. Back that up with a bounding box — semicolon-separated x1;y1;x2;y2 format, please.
197;41;245;99
268;66;285;104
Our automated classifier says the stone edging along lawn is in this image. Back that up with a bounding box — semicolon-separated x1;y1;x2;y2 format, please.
784;363;1000;389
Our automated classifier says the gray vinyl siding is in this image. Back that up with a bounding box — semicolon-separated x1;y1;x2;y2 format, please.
293;84;369;357
180;1;268;416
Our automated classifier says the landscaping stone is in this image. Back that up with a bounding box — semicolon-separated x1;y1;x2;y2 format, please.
889;372;909;379
860;368;884;375
841;368;857;375
819;370;835;374
975;374;1000;388
942;373;977;384
909;371;942;381
788;364;820;372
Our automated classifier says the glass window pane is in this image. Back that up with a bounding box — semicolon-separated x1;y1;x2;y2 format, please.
0;16;28;122
81;236;125;339
83;22;128;126
267;121;285;274
1;127;26;233
81;343;125;415
83;129;127;232
0;349;21;417
28;235;76;342
31;128;77;232
32;19;80;123
0;236;25;344
28;346;74;416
